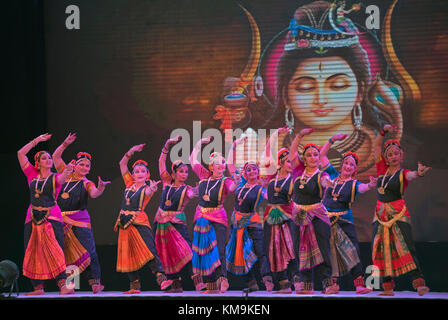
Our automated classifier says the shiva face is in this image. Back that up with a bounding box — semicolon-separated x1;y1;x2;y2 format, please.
287;56;361;130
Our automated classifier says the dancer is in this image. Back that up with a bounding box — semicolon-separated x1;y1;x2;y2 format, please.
320;134;377;294
372;125;431;296
154;136;205;292
52;132;109;293
189;136;238;294
18;133;75;295
225;137;273;292
289;132;338;294
115;144;172;294
261;127;311;293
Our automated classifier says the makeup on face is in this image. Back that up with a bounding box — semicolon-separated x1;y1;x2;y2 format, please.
287;56;359;130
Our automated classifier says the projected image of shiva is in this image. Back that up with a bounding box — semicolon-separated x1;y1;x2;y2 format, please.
272;0;411;179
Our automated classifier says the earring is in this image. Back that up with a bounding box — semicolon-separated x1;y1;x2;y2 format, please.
285;107;294;134
353;104;362;130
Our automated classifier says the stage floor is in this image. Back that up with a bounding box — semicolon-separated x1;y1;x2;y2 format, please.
6;290;448;300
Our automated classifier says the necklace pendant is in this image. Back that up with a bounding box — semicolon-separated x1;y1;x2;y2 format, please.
61;192;70;200
34;192;40;198
333;196;338;201
203;194;210;201
165;199;172;207
299;184;305;189
377;187;385;195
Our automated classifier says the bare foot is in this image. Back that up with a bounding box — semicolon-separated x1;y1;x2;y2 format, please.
219;278;229;293
60;286;75;295
200;290;220;294
122;289;141;294
417;286;430;296
195;282;206;291
92;284;104;294
274;288;292;294
25;289;45;296
356;286;373;294
296;290;314;295
160;279;173;291
378;290;394;296
264;281;274;292
324;284;339;295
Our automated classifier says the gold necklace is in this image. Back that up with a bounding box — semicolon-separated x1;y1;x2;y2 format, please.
60;177;82;199
331;176;351;201
34;174;50;198
378;168;400;195
298;168;319;189
274;173;290;196
125;184;145;206
237;184;257;206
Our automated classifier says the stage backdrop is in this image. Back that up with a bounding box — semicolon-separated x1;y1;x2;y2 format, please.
42;0;448;244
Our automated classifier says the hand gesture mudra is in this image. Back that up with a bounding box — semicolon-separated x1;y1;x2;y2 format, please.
97;176;111;190
330;133;348;142
36;133;52;143
65;160;75;174
234;136;248;146
368;176;378;188
299;128;314;138
417;162;431;177
64;132;77;145
166;136;182;148
147;179;161;193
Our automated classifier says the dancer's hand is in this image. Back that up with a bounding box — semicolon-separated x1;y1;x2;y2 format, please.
417;162;431;177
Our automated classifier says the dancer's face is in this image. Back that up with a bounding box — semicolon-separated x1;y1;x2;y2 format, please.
341;156;357;177
132;165;150;183
37;152;53;171
173;165;188;183
385;146;403;167
287;56;360;130
244;164;259;181
304;148;320;168
74;159;91;177
280;158;292;173
211;157;226;176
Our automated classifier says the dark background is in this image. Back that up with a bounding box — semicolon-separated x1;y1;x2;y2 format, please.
1;0;447;293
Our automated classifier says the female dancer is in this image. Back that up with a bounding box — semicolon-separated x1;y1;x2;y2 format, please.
154;136;205;292
189;136;238;294
18;133;75;295
320;134;377;294
115;144;172;294
260;127;311;293
289;132;338;294
372;125;431;296
225;137;273;292
52;133;109;293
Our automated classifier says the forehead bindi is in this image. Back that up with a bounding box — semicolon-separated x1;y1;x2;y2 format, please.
292;57;355;81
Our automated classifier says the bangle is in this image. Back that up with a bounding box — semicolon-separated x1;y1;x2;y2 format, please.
162;148;169;154
417;171;425;177
380;129;386;136
125;152;132;158
329;138;334;145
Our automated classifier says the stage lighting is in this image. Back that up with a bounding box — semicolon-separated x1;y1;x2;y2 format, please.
0;260;19;297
